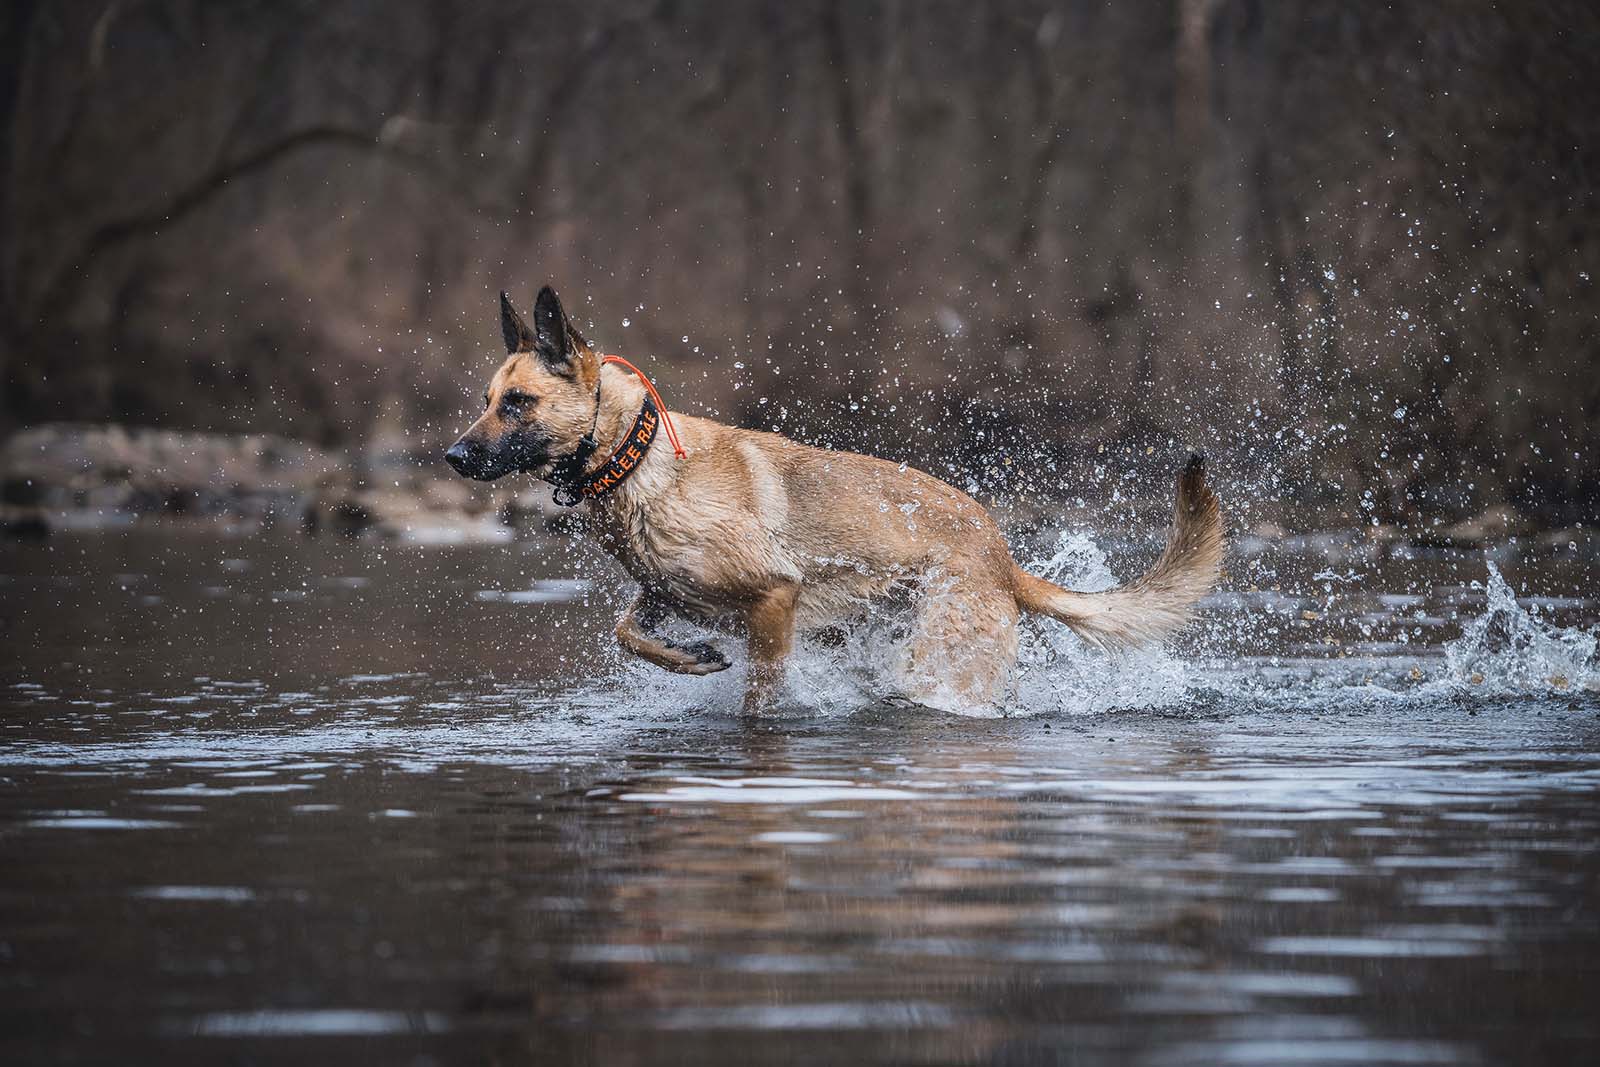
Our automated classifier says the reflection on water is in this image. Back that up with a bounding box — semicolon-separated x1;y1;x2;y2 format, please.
1;531;1597;1065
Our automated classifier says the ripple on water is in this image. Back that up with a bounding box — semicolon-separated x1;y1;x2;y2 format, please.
24;816;182;830
174;1010;450;1036
620;776;926;804
131;886;256;902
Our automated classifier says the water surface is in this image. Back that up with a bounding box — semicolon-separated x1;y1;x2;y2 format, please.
2;530;1597;1065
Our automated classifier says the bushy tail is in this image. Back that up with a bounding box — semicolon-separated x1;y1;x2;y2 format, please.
1013;454;1224;649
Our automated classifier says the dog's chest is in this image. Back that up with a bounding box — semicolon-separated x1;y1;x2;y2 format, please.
589;497;732;612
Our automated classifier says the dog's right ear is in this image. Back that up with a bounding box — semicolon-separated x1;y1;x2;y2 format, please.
530;285;580;375
500;291;537;354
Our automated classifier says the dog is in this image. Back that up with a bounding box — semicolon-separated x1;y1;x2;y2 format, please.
447;286;1224;713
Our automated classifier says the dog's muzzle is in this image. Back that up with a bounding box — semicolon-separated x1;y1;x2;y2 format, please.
445;436;543;481
444;438;487;478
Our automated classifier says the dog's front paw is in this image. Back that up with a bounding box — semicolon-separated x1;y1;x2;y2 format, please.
668;640;730;675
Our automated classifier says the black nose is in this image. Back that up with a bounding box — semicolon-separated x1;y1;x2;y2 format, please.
445;439;482;476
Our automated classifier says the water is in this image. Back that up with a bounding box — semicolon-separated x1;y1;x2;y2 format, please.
2;530;1598;1065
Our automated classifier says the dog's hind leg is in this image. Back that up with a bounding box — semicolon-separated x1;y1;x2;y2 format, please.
615;591;730;675
900;583;1020;713
743;582;800;714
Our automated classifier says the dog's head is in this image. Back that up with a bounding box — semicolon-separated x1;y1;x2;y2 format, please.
445;287;599;482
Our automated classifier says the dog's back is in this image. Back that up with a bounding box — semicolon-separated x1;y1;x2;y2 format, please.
602;413;1018;628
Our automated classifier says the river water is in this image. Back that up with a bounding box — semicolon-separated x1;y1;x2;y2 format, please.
2;529;1597;1065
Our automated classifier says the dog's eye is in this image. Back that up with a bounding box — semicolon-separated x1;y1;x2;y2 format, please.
500;391;536;415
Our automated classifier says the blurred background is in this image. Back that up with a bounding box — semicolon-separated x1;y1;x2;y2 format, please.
2;0;1597;537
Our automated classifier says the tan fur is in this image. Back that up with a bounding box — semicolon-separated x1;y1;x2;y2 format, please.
451;289;1227;714
1011;456;1225;648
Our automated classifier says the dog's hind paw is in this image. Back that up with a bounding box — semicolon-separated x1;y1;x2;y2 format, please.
668;639;730;675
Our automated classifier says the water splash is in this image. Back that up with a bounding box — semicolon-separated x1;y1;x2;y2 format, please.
1442;562;1599;695
1024;529;1120;593
1009;531;1192;716
572;546;1596;721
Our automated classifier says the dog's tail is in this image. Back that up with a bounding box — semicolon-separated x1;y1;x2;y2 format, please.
1012;454;1224;649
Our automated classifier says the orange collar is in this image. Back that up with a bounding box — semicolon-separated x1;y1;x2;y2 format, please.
546;354;686;508
598;355;686;459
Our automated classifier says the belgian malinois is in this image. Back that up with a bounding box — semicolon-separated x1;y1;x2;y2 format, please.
447;287;1224;713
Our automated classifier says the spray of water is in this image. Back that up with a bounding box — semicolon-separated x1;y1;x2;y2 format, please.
1008;531;1192;717
1441;562;1599;695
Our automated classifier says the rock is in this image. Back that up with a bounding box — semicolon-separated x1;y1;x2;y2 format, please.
300;476;529;543
0;423;337;528
0;423;514;541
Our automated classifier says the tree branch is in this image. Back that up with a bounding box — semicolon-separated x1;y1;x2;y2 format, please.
24;124;495;339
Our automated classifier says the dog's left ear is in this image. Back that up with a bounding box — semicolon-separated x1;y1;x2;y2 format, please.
531;285;588;374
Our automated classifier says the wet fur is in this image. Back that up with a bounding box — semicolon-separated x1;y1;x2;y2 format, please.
449;287;1226;713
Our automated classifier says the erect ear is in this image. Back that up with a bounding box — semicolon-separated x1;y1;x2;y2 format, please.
500;291;536;354
532;285;585;373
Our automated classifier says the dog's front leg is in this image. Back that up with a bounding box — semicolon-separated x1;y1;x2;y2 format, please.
615;592;730;675
744;583;799;714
